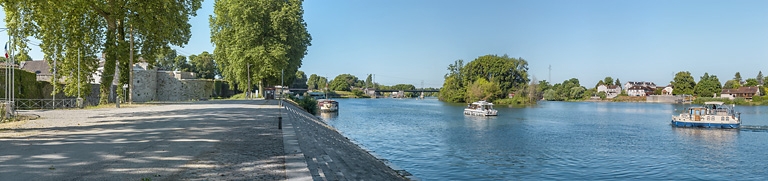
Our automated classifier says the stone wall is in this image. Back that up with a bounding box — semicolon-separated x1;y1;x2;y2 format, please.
153;71;214;102
131;69;158;102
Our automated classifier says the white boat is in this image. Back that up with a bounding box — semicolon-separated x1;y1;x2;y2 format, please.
317;99;339;112
671;101;740;128
464;101;498;116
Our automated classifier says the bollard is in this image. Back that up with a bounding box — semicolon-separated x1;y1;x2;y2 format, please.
278;116;282;129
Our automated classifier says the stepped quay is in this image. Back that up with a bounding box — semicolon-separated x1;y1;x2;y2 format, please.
0;99;413;180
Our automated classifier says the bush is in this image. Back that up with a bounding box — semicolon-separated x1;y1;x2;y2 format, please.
289;95;318;115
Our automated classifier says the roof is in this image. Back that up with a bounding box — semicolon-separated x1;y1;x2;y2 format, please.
721;86;760;94
704;101;724;105
20;60;52;76
598;84;620;89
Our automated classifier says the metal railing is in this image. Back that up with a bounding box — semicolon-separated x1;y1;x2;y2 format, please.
15;99;79;110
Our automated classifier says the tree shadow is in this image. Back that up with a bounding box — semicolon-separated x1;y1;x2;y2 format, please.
0;100;286;180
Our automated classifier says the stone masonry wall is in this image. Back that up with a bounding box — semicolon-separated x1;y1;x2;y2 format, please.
131;69;158;102
154;71;214;101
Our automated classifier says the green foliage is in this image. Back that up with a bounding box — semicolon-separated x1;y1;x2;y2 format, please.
329;74;358;91
583;88;597;100
615;78;621;89
734;72;742;83
494;96;532;106
3;0;203;105
597;91;607;100
671;71;695;95
365;74;373;88
0;69;45;99
211;0;311;92
289;95;318;115
466;78;503;103
156;49;177;71
603;77;614;86
542;78;585;101
744;78;759;87
461;54;528;93
723;80;740;89
438;76;466;102
189;51;218;79
757;71;764;85
351;89;365;97
290;70;308;89
693;73;721;97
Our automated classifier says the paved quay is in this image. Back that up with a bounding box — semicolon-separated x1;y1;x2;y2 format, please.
0;100;409;180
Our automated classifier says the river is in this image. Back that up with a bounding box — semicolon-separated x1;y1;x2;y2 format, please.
318;98;768;180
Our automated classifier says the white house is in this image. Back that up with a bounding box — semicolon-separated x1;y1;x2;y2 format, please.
662;86;673;95
596;85;621;98
624;81;657;96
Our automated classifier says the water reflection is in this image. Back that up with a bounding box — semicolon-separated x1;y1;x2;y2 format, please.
671;126;738;143
319;112;339;119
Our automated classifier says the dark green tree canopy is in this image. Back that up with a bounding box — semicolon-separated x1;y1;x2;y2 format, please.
744;78;759;87
460;54;529;93
671;71;695;95
723;80;741;89
189;51;217;79
290;70;308;89
211;0;311;92
693;73;721;97
329;74;359;91
2;0;202;104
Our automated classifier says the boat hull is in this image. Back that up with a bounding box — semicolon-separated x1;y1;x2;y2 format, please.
671;120;739;129
463;110;497;116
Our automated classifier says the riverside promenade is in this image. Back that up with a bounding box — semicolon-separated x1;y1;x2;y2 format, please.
0;100;408;180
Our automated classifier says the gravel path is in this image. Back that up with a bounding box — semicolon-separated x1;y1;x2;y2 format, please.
0;99;411;181
0;100;285;180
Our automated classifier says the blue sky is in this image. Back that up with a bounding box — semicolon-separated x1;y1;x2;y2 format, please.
3;0;768;88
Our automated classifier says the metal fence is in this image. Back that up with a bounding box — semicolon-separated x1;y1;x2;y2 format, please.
15;99;79;110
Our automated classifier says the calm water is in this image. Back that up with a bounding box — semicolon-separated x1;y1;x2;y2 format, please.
319;98;768;180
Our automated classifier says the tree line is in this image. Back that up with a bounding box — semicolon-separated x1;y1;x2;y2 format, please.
671;71;766;97
438;54;532;104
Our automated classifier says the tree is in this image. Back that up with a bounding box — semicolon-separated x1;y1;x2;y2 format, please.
615;78;621;89
290;70;308;89
693;73;722;97
758;71;764;85
595;80;605;88
671;71;695;95
603;77;614;86
460;54;529;93
723;80;741;89
329;74;359;91
211;0;312;97
466;78;502;103
174;55;190;72
365;74;373;88
307;74;319;90
189;51;217;79
744;78;759;87
156;49;177;71
734;72;743;84
2;0;203;104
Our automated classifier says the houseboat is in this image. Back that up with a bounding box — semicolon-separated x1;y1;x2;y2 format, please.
671;101;740;128
464;101;498;116
317;99;339;112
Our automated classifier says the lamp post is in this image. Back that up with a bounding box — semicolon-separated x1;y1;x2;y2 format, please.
278;69;283;129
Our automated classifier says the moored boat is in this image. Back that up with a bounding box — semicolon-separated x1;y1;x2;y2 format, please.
317;99;339;112
671;101;740;128
464;101;498;116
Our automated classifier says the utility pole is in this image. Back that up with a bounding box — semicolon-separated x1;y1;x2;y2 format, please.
247;63;251;99
129;24;134;104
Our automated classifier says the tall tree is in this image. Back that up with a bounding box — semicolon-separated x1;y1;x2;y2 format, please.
723;80;741;89
156;48;177;71
329;74;358;91
307;74;319;90
744;78;759;87
460;54;529;93
189;51;217;79
603;77;614;86
2;1;203;104
693;73;721;97
734;72;743;83
211;0;312;96
757;71;764;85
671;71;695;95
614;78;621;89
173;55;189;72
365;74;373;88
290;70;308;89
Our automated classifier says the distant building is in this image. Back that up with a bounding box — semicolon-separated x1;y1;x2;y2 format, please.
721;86;761;100
624;81;657;96
20;60;52;82
596;85;621;98
662;85;673;96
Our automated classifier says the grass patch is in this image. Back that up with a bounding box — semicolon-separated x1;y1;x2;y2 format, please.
611;96;646;102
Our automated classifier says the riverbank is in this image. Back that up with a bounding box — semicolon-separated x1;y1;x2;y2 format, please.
0;100;409;180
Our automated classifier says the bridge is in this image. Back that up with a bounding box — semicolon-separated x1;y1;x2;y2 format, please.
373;89;439;93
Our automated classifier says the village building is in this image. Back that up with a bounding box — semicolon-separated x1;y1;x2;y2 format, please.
721;86;761;100
596;85;621;98
624;81;657;96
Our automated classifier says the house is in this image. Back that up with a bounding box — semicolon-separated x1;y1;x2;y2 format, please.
624;81;656;90
627;86;655;96
624;81;657;96
596;85;621;98
721;86;761;100
662;85;673;96
20;60;53;82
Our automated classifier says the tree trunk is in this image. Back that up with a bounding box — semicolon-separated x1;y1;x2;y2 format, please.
99;25;117;105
